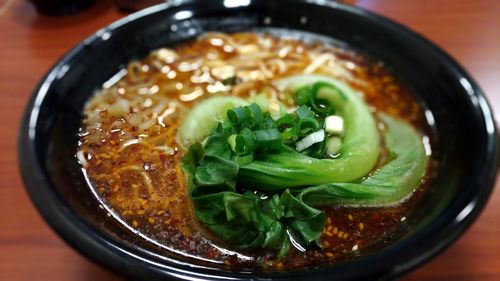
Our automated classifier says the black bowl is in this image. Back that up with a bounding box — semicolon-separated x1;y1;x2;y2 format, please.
18;0;498;280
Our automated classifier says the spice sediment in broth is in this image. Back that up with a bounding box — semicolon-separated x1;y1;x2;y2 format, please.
78;32;433;270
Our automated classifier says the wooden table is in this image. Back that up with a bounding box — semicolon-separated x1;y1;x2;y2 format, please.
1;0;499;280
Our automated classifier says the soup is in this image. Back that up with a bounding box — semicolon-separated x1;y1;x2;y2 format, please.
78;32;433;270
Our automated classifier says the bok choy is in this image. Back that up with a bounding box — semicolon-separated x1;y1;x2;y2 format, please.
179;75;429;257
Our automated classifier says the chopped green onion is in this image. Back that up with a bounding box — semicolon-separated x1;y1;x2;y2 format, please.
235;129;256;154
295;105;315;119
310;98;333;116
295;106;320;136
311;82;347;116
220;120;233;132
325;115;344;135
222;76;239;86
296;129;325;152
291;82;347;118
326;136;342;157
281;127;298;143
253;128;282;151
227;106;250;125
277;114;294;129
261;113;277;129
297;119;319;136
227;134;237;152
301;131;328;158
246;103;263;127
294;85;312;105
237;154;254;165
227;104;264;129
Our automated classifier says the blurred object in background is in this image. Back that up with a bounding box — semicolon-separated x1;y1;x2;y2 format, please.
112;0;354;12
114;0;164;11
29;0;95;16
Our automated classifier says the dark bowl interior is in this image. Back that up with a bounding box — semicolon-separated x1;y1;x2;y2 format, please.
18;0;498;280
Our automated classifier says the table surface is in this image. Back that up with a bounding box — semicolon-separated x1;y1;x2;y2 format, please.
1;0;499;280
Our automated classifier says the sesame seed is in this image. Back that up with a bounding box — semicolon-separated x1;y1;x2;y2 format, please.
343;233;349;239
327;217;332;224
386;84;400;92
337;231;344;238
132;220;138;227
352;245;359;251
333;227;338;234
326;252;334;258
359;222;365;231
148;217;155;224
382;76;393;83
348;214;353;221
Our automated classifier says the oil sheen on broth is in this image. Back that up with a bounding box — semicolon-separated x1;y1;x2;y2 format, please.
78;32;433;270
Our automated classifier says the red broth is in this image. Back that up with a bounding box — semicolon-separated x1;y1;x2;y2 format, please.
78;32;434;270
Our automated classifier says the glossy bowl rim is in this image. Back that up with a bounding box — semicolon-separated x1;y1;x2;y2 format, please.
18;0;498;280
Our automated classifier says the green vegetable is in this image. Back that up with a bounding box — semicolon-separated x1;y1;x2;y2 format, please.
239;75;380;190
179;76;380;190
179;75;428;257
222;76;239;86
293;81;346;116
182;112;428;257
295;106;320;136
182;112;326;253
253;128;283;151
247;92;288;119
177;96;249;150
296;114;428;206
234;130;256;154
184;188;325;254
227;103;263;128
192;124;239;196
294;86;311;105
312;81;347;116
326;136;342;156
